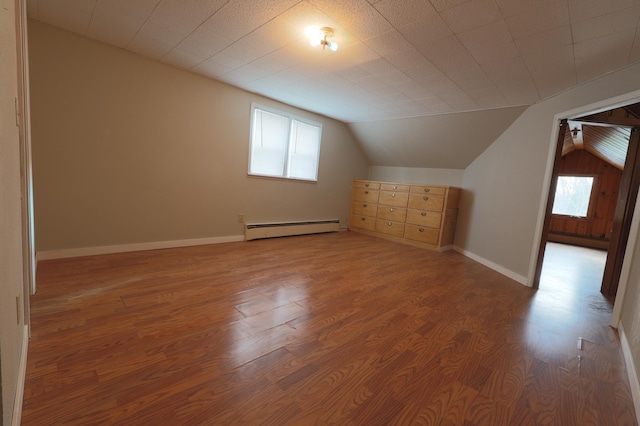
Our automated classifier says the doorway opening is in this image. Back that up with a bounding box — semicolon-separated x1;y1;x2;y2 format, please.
534;103;640;302
538;242;610;311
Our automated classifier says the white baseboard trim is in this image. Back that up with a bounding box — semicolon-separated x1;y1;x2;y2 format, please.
618;321;640;423
12;324;29;426
37;235;245;261
453;246;529;286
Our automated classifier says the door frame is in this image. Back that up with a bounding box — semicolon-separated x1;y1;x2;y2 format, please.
528;90;640;327
532;119;639;294
601;127;640;296
15;0;35;330
531;119;567;289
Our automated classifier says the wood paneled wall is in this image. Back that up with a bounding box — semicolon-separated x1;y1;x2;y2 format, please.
549;150;622;245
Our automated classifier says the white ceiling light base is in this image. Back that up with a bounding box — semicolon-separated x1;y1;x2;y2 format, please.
308;27;338;52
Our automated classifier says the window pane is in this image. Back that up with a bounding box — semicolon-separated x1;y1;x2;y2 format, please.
552;176;594;217
287;120;321;180
248;105;322;181
250;109;289;176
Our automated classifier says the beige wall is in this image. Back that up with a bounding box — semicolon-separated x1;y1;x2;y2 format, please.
28;21;369;253
368;166;463;187
1;1;28;424
349;106;527;170
622;226;640;395
456;63;640;281
457;62;640;398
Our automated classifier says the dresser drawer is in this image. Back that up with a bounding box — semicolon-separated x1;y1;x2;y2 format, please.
351;202;378;217
410;185;446;196
349;179;459;252
404;224;439;245
350;214;376;231
377;206;407;222
378;190;409;207
380;183;409;192
376;219;405;238
353;180;380;190
353;188;380;203
408;194;445;212
406;209;442;228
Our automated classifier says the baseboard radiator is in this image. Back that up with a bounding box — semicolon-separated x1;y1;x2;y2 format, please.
245;219;340;241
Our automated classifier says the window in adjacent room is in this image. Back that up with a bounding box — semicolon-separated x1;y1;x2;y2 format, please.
552;175;596;217
249;104;322;181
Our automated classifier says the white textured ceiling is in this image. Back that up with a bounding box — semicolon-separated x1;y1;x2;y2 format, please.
26;0;640;124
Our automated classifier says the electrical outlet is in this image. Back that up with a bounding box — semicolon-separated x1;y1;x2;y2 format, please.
238;214;244;223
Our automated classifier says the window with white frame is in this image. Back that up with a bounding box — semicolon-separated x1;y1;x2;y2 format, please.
249;104;322;181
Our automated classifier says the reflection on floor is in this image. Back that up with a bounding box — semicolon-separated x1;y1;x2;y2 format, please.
529;241;617;369
22;234;636;424
539;241;610;311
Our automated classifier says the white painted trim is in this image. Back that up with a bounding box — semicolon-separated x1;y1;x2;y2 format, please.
37;235;244;261
612;188;640;327
12;325;29;426
528;89;640;287
453;246;528;286
527;117;562;286
561;89;640;121
619;321;640;423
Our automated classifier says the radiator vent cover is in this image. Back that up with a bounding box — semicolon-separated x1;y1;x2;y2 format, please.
244;219;340;241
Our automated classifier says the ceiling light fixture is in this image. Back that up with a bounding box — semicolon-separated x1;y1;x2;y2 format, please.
571;127;581;138
308;27;338;52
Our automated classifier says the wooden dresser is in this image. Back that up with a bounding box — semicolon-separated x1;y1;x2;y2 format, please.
349;180;461;251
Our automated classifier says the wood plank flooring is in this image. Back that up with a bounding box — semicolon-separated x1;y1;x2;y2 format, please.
22;233;636;425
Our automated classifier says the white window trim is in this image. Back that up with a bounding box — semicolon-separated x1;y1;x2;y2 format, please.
248;103;322;182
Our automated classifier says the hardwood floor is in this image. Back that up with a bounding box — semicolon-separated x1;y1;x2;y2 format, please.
22;233;636;425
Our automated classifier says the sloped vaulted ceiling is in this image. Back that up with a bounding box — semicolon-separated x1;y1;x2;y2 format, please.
562;103;640;170
25;0;640;124
25;0;640;169
349;106;528;168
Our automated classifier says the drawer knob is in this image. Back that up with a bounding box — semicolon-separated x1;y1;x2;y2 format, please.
361;217;366;221
390;208;394;212
363;204;367;207
419;227;425;232
393;185;397;190
423;196;429;201
364;190;369;194
391;193;396;197
388;222;392;226
424;188;430;193
421;212;427;216
365;183;370;187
